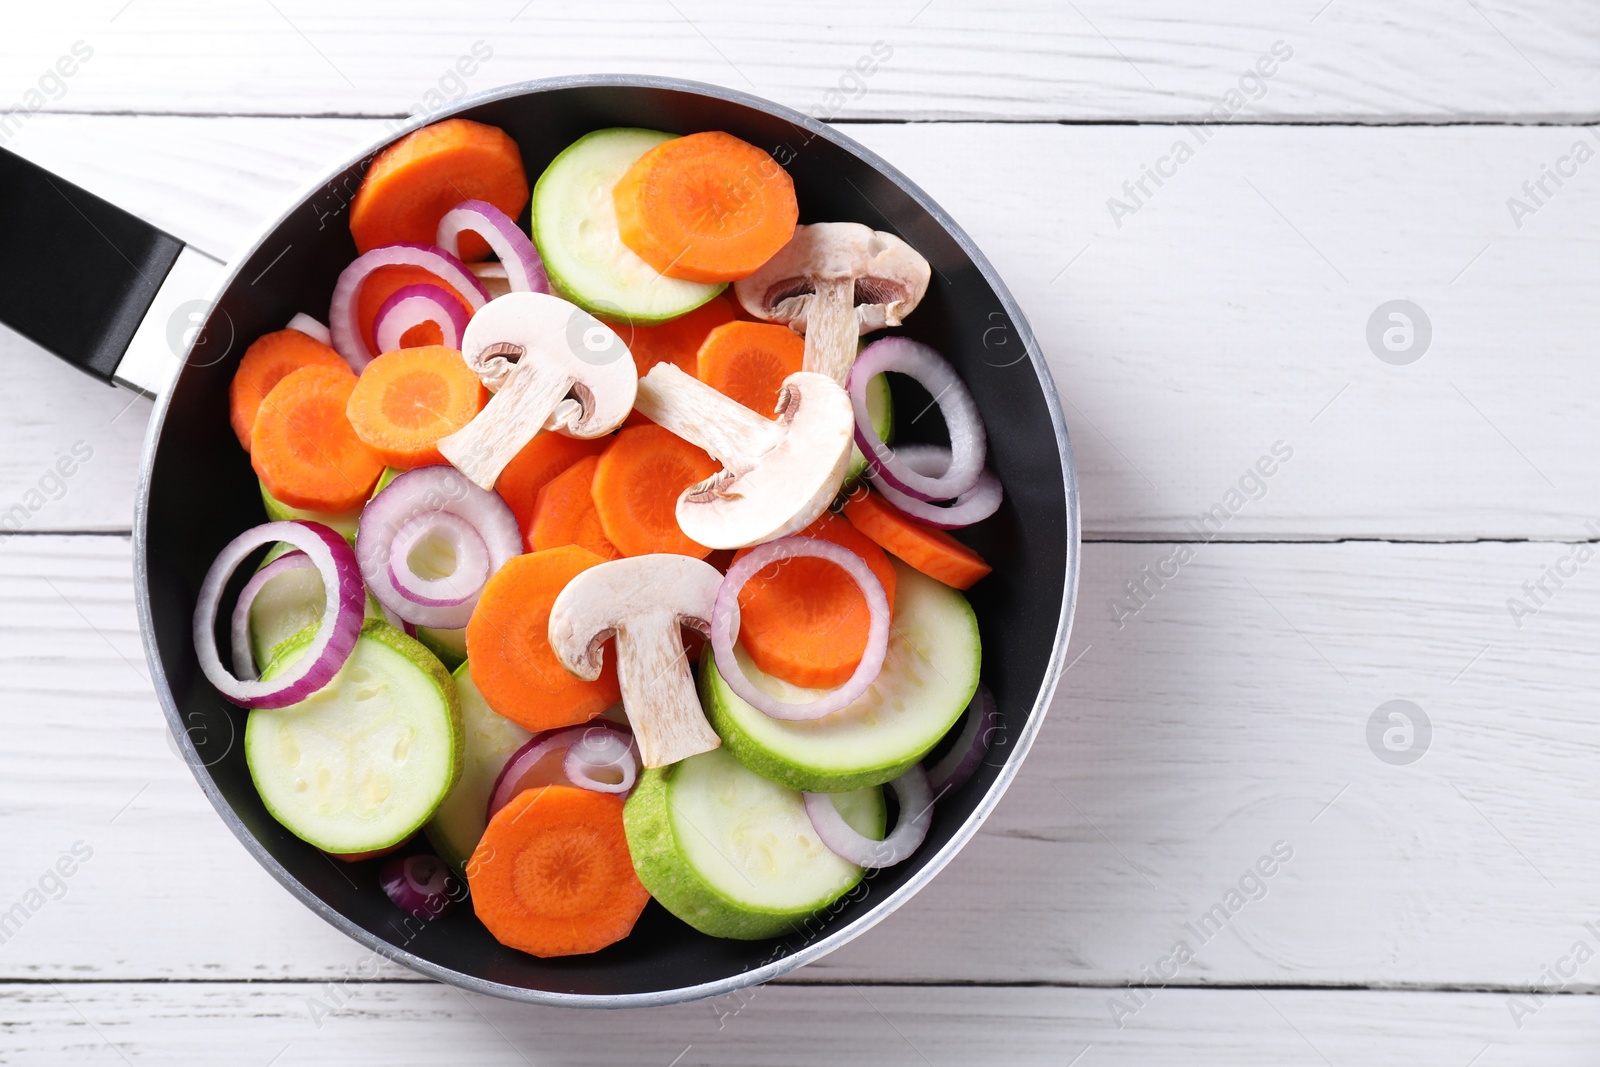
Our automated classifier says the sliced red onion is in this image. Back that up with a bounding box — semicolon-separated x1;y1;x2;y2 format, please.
357;466;519;629
193;521;365;709
436;200;549;295
328;243;490;372
804;766;933;868
924;685;997;795
711;537;890;721
373;283;470;354
379;853;461;920
387;510;490;609
286;312;332;346
228;550;314;678
563;728;639;794
486;722;638;819
848;337;987;502
867;443;1003;528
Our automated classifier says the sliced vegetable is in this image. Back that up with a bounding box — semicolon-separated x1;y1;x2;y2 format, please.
702;560;980;791
924;684;998;795
494;431;610;543
330;244;490;372
710;536;889;722
848;337;986;502
388;511;489;608
846;371;894;484
590;423;719;558
380;853;462;920
631;363;853;549
841;488;992;590
414;624;468;671
251;365;384;513
620;291;738;379
464;546;621;732
356;264;475;355
345;345;487;469
424;661;533;870
734;222;930;383
230;550;320;677
695;320;803;415
435;199;548;294
623;747;884;940
350;118;529;259
731;512;896;689
229;329;351;451
528;454;620;559
531;128;725;324
866;443;1003;529
804;766;932;868
260;479;362;542
485;721;638;819
245;619;462;852
286;312;332;347
548;554;724;768
372;284;470;354
613;131;799;283
468;785;649;957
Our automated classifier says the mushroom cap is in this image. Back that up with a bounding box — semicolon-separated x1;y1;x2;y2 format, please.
459;291;638;437
548;554;725;679
733;222;932;334
676;370;855;549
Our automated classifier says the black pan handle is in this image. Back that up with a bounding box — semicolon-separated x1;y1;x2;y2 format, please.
0;145;187;386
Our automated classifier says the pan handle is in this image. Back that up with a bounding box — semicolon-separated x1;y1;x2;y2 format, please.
0;146;221;395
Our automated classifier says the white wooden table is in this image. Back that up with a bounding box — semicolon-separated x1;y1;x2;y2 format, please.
3;3;1598;1063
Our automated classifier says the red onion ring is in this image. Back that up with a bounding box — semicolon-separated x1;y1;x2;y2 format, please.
228;550;314;678
286;312;332;346
357;466;519;629
328;242;490;372
711;537;890;721
804;766;933;868
563;729;639;794
866;443;1003;529
486;722;638;819
436;200;550;295
193;521;365;709
386;511;490;609
847;337;987;502
379;853;461;920
372;283;470;354
924;685;997;795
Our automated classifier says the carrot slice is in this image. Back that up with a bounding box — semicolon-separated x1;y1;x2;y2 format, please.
841;489;992;590
465;546;620;731
229;330;351;450
468;785;649;958
529;454;621;560
696;320;803;416
731;512;897;688
495;432;612;540
591;425;719;559
344;346;487;469
356;264;475;355
250;365;384;513
613;131;798;283
611;293;737;428
350;118;529;260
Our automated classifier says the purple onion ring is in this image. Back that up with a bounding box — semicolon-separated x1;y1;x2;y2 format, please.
847;337;987;502
924;685;998;795
372;283;470;354
328;242;490;371
486;721;638;820
227;550;315;679
379;853;461;920
436;199;550;295
866;443;1002;529
804;766;933;868
386;511;491;610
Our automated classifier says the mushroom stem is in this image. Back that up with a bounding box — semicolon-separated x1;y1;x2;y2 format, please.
438;367;575;490
610;612;722;768
802;276;861;384
633;363;785;469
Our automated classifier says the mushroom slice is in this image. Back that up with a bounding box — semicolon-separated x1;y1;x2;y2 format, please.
437;292;637;490
733;222;931;384
548;554;724;768
632;363;854;550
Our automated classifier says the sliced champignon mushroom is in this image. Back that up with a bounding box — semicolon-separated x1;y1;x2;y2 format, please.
548;554;724;768
631;363;854;550
437;292;637;490
733;222;931;384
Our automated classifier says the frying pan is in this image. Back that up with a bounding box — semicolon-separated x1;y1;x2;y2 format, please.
0;76;1079;1006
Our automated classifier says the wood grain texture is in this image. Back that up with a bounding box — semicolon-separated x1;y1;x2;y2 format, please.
5;536;1599;988
3;115;1598;538
1;2;1598;121
3;983;1596;1066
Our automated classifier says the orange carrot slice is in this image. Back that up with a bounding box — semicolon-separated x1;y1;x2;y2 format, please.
350;118;529;259
732;512;897;688
468;785;649;958
495;432;612;540
613;131;798;283
344;345;487;469
465;546;620;732
695;320;803;415
841;488;992;590
611;293;737;428
591;425;719;559
250;365;384;513
229;330;352;450
356;264;475;355
529;454;622;560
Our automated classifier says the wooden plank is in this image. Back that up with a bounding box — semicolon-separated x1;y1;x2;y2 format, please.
2;1;1598;122
5;536;1599;986
2;983;1595;1065
3;115;1597;538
